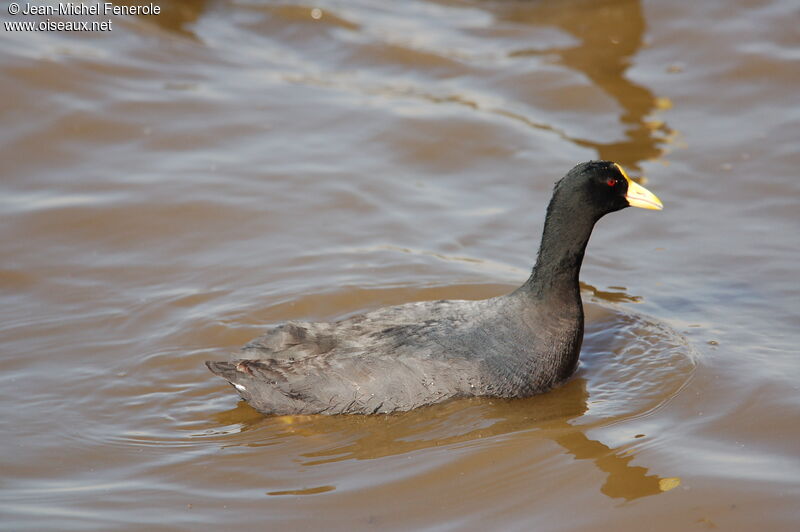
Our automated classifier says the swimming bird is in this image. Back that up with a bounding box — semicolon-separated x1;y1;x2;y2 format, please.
206;161;663;415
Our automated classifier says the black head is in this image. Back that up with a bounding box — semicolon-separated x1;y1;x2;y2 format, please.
524;160;662;296
552;160;663;220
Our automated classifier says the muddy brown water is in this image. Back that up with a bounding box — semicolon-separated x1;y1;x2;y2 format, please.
1;0;799;530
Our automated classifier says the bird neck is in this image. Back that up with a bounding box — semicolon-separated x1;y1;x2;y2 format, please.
523;201;598;301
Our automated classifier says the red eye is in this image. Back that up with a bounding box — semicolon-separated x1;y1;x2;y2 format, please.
606;178;617;187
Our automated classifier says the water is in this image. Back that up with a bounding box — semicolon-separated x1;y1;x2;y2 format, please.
1;0;799;529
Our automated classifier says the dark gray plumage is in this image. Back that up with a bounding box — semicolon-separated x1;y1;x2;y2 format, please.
206;160;663;415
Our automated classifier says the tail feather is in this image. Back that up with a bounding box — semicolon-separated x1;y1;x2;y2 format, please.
206;359;299;415
205;360;255;396
205;360;238;381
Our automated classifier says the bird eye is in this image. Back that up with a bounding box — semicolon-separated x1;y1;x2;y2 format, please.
606;178;617;187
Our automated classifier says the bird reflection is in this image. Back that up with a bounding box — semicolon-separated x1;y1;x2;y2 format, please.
214;371;671;501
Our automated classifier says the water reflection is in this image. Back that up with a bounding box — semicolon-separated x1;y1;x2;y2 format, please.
502;0;675;170
115;0;209;36
121;0;674;172
215;375;674;501
581;282;643;303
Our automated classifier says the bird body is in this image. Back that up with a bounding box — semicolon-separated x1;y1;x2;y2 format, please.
206;161;663;415
207;292;580;414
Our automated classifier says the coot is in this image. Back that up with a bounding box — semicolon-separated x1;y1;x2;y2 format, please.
207;161;663;415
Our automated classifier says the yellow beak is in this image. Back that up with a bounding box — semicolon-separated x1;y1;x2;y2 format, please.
614;163;664;211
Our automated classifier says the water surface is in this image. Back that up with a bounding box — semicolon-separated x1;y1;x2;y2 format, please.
1;0;799;530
